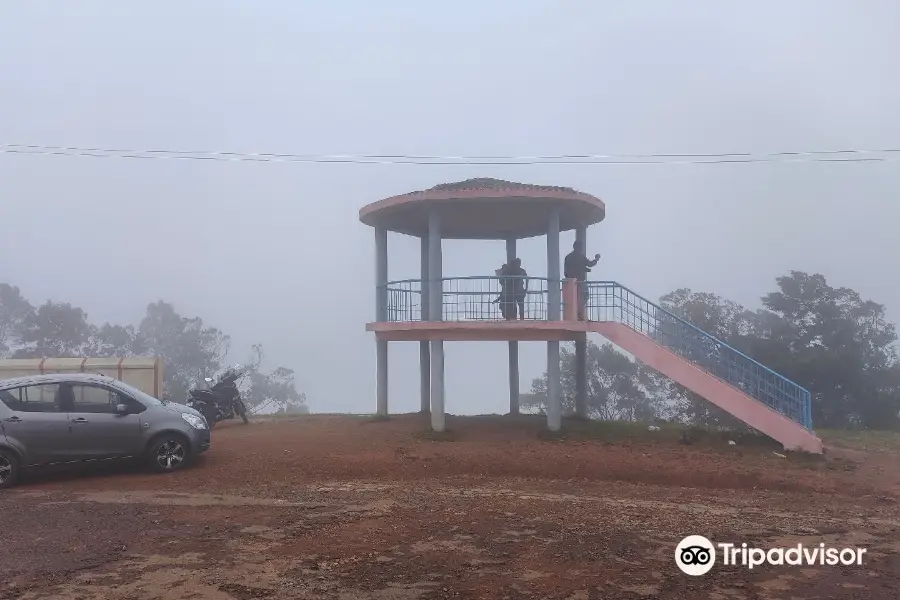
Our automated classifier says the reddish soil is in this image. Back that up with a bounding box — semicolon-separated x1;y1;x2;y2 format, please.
2;414;899;599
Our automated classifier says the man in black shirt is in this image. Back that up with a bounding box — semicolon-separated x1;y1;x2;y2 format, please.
494;263;513;319
507;258;528;320
563;241;600;320
495;259;528;320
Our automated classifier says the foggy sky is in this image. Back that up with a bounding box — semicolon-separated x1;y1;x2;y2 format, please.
2;1;899;414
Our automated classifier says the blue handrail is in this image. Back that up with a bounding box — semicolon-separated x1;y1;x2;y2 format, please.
586;281;806;388
584;281;813;430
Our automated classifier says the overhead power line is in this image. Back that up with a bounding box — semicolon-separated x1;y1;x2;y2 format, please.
2;143;899;166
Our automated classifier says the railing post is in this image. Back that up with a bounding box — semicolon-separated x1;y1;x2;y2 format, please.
808;393;813;430
374;227;388;417
428;209;445;432
546;209;561;432
419;235;430;413
506;237;519;415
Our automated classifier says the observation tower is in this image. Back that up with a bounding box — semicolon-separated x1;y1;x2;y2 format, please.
359;178;823;453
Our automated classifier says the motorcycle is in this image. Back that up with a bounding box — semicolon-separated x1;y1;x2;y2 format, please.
186;365;249;428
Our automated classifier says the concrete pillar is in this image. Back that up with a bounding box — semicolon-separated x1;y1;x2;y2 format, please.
428;210;443;323
419;235;431;413
506;237;519;415
428;209;445;431
575;226;588;419
376;340;388;416
546;210;561;431
431;341;445;431
375;227;388;416
575;338;587;418
375;227;388;319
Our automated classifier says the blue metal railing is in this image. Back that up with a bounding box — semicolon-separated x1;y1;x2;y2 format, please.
383;276;555;322
583;281;813;431
379;276;812;430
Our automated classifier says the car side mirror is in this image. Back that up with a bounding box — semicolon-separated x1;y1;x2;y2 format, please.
116;403;129;414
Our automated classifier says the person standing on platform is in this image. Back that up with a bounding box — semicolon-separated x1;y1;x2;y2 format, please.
494;264;514;319
495;260;527;320
564;241;600;321
507;258;528;320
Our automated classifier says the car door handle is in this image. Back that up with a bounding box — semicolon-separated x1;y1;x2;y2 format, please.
3;416;22;423
71;418;89;424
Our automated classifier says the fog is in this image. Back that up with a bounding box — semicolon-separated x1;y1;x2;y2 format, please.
2;1;899;414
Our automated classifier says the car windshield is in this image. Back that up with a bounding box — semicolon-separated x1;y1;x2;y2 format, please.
110;380;167;406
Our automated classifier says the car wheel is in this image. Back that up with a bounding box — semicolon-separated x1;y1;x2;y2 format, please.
148;435;191;473
0;449;20;489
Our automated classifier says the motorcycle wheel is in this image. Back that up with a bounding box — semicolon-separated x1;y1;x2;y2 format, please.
236;401;249;424
202;407;218;429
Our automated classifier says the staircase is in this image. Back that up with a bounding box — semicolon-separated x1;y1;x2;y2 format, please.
583;282;822;453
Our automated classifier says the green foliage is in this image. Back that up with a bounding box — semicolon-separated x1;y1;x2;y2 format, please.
527;342;666;421
88;324;143;357
755;271;899;428
137;300;230;402
14;302;94;358
0;284;307;411
818;428;900;453
0;284;33;357
238;346;308;413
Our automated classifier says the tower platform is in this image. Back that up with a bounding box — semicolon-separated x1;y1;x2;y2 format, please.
359;179;822;453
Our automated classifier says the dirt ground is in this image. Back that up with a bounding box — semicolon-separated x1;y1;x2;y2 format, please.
2;414;900;600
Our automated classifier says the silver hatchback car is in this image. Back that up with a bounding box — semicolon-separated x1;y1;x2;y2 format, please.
0;373;211;488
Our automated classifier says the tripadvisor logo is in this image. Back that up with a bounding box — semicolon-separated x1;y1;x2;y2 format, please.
675;535;867;576
676;535;716;576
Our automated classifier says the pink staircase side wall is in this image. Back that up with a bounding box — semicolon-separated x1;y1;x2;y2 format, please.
592;322;823;454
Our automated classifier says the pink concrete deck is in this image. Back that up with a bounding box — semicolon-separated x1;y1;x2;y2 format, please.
367;319;823;453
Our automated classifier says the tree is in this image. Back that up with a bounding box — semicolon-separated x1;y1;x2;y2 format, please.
244;366;308;413
659;288;752;340
755;271;900;428
657;289;756;428
525;341;663;421
137;301;230;402
13;301;94;358
0;284;34;357
237;345;308;413
0;282;309;409
527;272;900;431
88;323;143;357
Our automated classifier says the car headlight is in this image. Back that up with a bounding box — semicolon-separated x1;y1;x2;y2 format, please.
181;413;208;429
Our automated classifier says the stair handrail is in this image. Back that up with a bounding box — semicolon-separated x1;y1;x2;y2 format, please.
586;280;813;429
